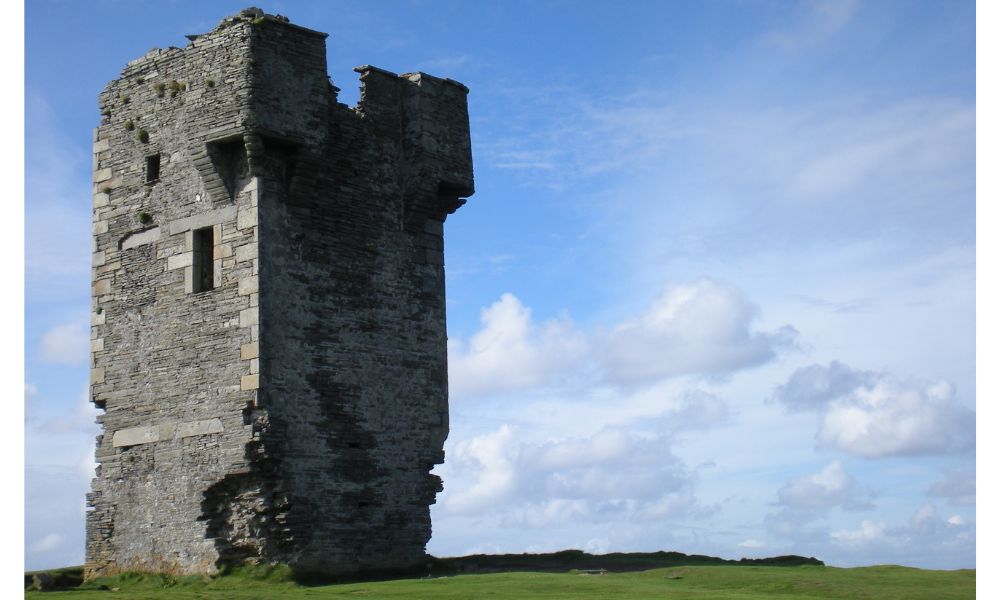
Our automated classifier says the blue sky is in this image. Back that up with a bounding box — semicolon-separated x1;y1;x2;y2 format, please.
24;0;976;571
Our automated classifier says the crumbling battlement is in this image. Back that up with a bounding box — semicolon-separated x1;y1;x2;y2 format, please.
87;7;473;578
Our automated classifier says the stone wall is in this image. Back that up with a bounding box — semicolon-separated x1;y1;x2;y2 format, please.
87;7;473;578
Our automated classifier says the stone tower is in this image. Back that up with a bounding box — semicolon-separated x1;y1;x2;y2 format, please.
86;7;473;578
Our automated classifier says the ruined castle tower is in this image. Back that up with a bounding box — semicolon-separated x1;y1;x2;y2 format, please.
86;7;473;577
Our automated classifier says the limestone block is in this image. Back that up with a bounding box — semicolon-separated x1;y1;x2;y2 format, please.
93;279;111;296
93;139;110;153
237;206;257;230
157;423;177;440
235;242;257;263
238;275;258;296
120;227;161;250
214;243;233;259
240;342;258;360
167;252;193;270
166;205;237;235
213;259;223;288
94;192;110;208
112;425;158;447
90;367;105;384
176;418;224;438
240;374;259;390
239;307;258;327
93;168;113;183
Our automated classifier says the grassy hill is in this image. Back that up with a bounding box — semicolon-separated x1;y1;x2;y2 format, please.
25;552;975;599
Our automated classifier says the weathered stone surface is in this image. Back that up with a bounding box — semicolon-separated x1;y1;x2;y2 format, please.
86;6;473;580
120;227;160;250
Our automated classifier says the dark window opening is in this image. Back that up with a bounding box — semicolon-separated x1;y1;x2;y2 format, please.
206;138;248;201
357;502;370;508
192;227;214;292
145;154;161;183
348;442;361;449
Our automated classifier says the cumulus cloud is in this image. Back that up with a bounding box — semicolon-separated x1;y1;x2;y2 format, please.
766;460;873;538
439;419;709;528
603;280;797;384
926;469;975;506
773;362;974;458
448;293;588;397
39;320;90;366
443;425;519;513
829;504;974;567
777;460;873;512
830;519;885;545
448;282;793;399
772;361;877;412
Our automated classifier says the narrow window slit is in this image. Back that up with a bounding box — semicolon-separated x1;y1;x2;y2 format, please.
145;154;161;183
192;227;215;292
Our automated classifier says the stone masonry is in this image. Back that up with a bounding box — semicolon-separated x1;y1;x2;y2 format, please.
86;7;474;578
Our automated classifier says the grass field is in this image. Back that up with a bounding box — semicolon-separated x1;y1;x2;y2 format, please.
25;563;975;599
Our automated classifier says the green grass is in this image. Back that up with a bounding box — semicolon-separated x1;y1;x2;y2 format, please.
25;564;973;599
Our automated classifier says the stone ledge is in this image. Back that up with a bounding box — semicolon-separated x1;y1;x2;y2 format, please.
112;418;225;448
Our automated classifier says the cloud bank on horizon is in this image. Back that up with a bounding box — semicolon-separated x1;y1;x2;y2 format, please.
24;0;975;571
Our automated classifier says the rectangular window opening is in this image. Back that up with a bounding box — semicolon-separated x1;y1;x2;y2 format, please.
145;154;161;183
192;227;214;293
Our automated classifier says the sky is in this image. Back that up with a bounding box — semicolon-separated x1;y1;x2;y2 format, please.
24;0;978;572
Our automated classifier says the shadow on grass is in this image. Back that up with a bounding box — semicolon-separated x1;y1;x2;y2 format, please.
24;550;825;591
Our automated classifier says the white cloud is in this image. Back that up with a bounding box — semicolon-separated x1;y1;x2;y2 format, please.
777;460;873;512
25;385;101;570
773;362;974;458
782;100;973;207
771;361;876;412
817;379;973;458
449;283;792;398
829;504;974;567
603;280;797;384
738;538;766;549
765;460;873;539
39;320;90;366
439;419;708;529
30;533;65;554
926;469;975;506
448;293;588;397
830;519;886;545
443;425;519;513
